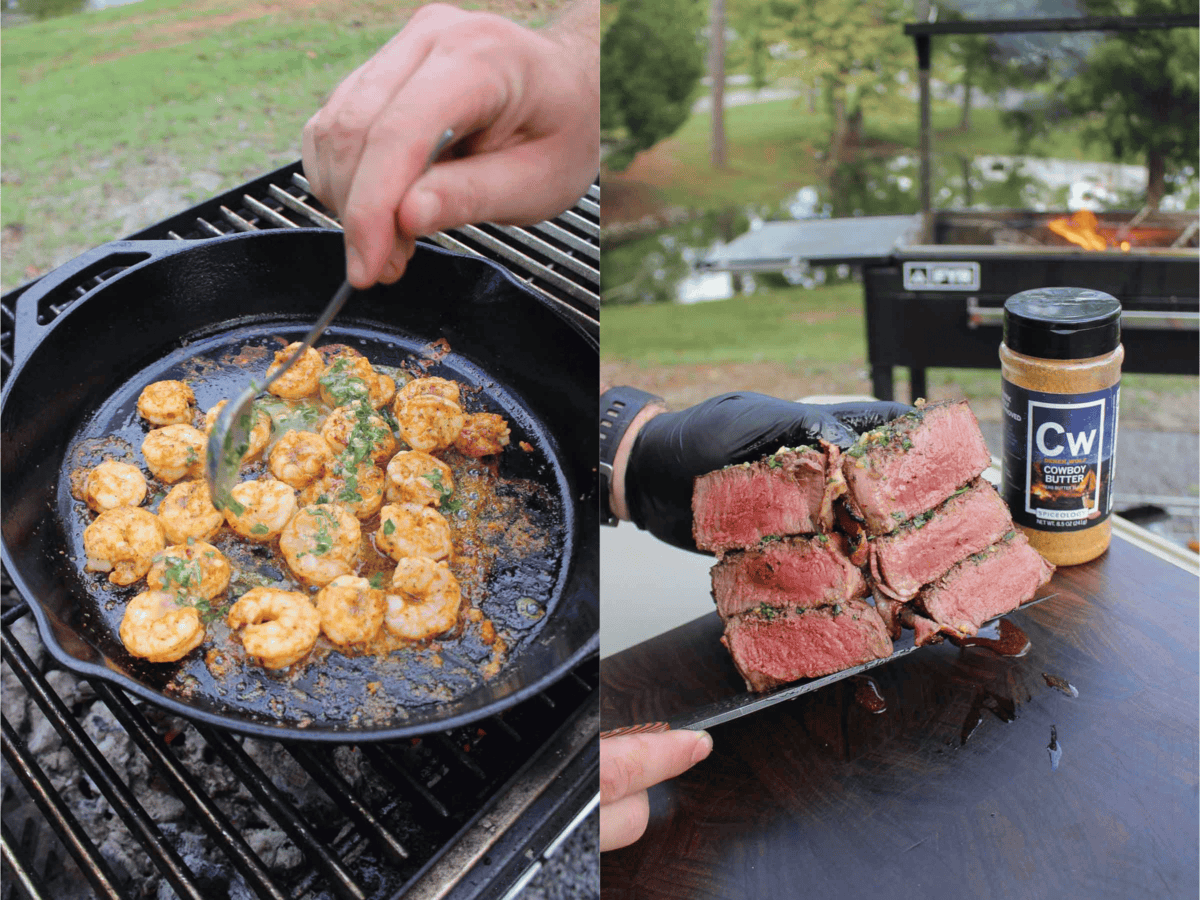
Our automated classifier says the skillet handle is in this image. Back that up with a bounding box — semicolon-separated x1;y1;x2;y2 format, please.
11;240;186;369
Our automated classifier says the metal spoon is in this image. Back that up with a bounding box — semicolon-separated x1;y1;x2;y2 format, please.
206;278;354;513
205;126;457;513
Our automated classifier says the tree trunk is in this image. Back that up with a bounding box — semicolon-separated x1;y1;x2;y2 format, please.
1146;148;1165;210
710;0;727;170
959;65;973;131
830;91;848;168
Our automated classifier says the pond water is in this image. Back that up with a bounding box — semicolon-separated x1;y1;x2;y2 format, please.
607;153;1199;306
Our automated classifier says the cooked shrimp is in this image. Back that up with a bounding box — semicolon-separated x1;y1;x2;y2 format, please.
83;507;165;585
385;451;454;507
157;480;224;544
265;342;324;400
137;380;195;427
146;541;231;601
120;590;206;663
227;587;320;669
454;413;511;458
141;424;207;483
318;356;396;410
384;557;462;641
375;502;453;563
223;479;297;541
204;401;272;464
85;459;148;512
300;460;385;520
315;575;385;646
279;503;361;586
268;430;334;489
321;401;397;466
394;395;465;454
394;376;461;410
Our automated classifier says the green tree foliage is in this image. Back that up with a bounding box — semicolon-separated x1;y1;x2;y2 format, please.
727;0;916;166
601;0;707;171
1008;0;1199;209
13;0;88;20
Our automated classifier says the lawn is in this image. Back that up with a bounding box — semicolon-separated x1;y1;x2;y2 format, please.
0;0;566;291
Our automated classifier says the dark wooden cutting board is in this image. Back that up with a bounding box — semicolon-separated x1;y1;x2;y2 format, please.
601;534;1199;899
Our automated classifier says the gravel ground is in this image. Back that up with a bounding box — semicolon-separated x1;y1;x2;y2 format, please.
519;811;599;899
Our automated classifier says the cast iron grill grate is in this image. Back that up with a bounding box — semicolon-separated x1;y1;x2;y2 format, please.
0;171;600;900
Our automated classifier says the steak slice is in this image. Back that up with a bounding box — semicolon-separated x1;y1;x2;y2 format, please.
692;444;845;556
869;479;1014;601
915;531;1055;637
710;534;866;620
842;400;992;535
721;598;892;692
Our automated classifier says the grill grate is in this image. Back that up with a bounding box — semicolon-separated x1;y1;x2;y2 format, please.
0;169;600;900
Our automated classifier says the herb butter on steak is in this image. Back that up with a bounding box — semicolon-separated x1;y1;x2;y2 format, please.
841;400;992;535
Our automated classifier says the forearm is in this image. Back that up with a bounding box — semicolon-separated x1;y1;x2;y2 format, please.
609;403;665;522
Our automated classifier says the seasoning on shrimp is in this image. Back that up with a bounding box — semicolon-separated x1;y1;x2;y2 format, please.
321;400;396;465
268;430;335;490
84;506;166;585
394;395;465;453
141;424;207;483
120;589;206;663
384;557;463;641
146;541;231;601
385;450;455;507
157;480;224;545
85;459;148;512
227;586;321;669
375;502;454;563
223;479;298;541
319;356;396;410
454;413;511;458
280;503;361;586
265;342;324;399
300;459;385;520
316;575;386;646
137;380;195;427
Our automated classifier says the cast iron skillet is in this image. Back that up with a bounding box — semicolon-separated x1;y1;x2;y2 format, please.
0;229;598;742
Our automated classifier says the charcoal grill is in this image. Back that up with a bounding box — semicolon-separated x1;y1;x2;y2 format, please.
700;208;1199;401
0;163;600;900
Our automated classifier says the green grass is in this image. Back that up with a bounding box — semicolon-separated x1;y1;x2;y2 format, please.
601;282;865;365
0;0;563;290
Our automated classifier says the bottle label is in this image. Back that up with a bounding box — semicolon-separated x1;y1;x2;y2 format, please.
1001;379;1120;532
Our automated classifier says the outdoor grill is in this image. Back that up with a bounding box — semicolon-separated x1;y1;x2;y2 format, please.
700;208;1199;402
0;164;600;900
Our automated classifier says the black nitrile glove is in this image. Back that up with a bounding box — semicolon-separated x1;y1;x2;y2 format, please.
623;392;911;552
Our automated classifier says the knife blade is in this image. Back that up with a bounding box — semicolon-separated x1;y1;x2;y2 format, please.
663;591;1059;732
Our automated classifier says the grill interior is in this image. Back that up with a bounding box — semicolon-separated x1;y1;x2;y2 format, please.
0;167;600;900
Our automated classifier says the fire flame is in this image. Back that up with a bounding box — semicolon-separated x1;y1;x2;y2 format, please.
1046;210;1113;251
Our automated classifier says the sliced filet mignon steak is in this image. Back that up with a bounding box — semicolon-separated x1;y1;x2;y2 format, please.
842;400;992;535
692;444;844;556
869;479;1014;601
710;534;866;620
721;597;892;692
915;531;1055;637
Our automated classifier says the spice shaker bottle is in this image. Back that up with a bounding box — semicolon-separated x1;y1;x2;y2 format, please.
1000;287;1123;566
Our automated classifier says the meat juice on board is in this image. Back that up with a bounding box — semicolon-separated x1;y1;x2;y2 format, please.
999;288;1123;566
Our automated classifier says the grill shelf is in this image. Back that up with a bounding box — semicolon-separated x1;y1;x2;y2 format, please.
0;168;600;899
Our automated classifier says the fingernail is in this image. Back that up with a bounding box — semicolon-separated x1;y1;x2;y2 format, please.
346;246;365;286
407;190;440;235
691;730;713;765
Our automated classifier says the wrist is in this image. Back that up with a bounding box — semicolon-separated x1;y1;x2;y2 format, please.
598;387;664;525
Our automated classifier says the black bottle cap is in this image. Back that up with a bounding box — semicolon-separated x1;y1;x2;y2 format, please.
1003;287;1122;360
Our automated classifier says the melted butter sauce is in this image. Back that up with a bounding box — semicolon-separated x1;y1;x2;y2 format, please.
949;618;1031;658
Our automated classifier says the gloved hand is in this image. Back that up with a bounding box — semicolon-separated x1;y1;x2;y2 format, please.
623;392;911;552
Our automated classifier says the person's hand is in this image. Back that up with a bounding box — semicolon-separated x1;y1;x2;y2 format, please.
600;730;713;852
302;1;599;288
621;392;912;551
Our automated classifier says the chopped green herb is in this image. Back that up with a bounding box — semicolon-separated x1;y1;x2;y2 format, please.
368;572;387;590
185;445;199;466
767;456;782;469
383;518;396;536
832;603;844;617
250;524;269;536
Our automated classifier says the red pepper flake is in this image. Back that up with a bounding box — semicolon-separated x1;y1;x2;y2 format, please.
519;441;534;452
